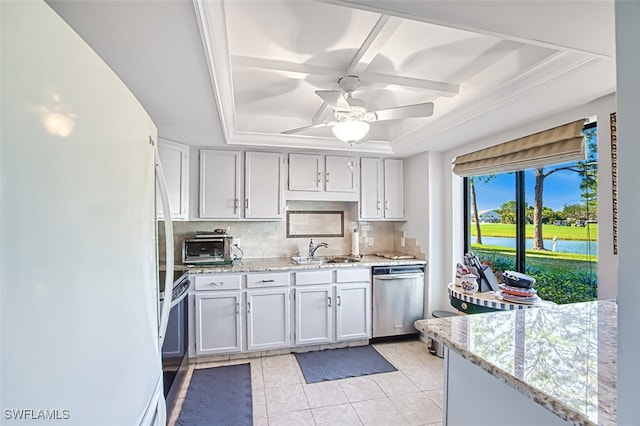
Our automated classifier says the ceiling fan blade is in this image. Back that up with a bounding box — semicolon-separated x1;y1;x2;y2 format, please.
281;121;336;135
315;90;351;111
369;102;434;121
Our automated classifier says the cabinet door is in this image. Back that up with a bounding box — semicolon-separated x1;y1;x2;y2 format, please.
336;283;371;341
200;150;241;219
156;140;189;220
384;159;404;219
325;156;356;193
245;152;284;219
360;158;383;219
195;292;242;355
295;286;332;345
246;289;290;351
289;154;322;191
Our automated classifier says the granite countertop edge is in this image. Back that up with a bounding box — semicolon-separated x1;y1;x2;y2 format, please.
162;255;427;274
414;301;616;426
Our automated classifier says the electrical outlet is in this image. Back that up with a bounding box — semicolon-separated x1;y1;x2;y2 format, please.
400;237;406;248
367;237;374;247
234;238;241;246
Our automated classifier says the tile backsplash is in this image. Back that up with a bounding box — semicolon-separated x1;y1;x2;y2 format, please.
158;201;424;263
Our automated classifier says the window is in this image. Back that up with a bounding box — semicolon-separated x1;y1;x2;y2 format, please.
463;123;598;304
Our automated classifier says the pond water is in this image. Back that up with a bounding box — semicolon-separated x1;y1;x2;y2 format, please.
475;236;598;255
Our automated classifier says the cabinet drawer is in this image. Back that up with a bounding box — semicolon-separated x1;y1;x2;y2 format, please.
295;270;333;285
246;272;290;288
336;268;370;283
194;274;242;291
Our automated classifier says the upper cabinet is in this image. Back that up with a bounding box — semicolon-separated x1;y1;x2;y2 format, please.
200;150;242;219
200;150;284;220
156;140;189;220
244;151;284;219
360;158;404;220
287;154;357;201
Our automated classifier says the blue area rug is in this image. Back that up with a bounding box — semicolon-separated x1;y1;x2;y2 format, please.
177;363;252;426
294;345;396;384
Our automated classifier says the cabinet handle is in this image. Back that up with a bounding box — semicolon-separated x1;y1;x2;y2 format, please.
337;295;341;306
327;296;332;308
385;200;389;210
377;200;381;211
326;172;330;184
234;198;238;213
247;302;251;314
236;302;240;314
317;171;322;184
245;198;249;209
209;282;224;286
261;279;275;283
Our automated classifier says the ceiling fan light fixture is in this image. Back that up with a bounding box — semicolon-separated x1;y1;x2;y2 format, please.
332;120;369;143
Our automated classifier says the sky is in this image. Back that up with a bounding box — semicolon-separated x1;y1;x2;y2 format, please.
474;167;586;212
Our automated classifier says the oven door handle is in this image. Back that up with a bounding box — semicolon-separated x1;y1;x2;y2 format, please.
375;273;424;280
170;278;191;308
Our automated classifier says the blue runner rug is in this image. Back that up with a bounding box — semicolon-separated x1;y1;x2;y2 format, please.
295;345;396;384
176;363;252;426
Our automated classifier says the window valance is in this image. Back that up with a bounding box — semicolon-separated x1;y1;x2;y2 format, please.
452;119;587;176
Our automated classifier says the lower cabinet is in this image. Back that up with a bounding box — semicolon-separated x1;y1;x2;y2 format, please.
336;283;371;341
194;291;242;355
294;268;371;345
246;288;290;351
192;268;371;356
295;286;333;345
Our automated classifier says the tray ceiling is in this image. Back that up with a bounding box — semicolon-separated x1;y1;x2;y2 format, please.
195;0;615;154
47;0;615;155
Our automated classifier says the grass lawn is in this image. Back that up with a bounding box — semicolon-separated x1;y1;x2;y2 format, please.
471;223;598;241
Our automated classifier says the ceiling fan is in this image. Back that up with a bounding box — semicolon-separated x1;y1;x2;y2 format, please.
281;75;434;144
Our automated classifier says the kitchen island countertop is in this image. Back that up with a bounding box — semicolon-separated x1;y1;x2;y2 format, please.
161;255;426;274
415;300;616;425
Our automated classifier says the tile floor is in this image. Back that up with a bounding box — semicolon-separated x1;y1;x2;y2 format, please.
169;339;444;426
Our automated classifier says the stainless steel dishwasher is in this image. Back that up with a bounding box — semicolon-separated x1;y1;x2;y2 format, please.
372;265;425;338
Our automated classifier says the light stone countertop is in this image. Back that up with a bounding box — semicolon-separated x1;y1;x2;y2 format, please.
162;255;427;274
415;300;617;426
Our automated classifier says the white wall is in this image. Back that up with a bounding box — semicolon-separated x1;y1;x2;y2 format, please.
614;1;640;423
435;93;617;301
401;152;431;315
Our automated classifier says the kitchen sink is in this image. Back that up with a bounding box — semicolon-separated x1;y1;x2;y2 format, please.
328;256;360;263
291;256;360;265
291;256;331;265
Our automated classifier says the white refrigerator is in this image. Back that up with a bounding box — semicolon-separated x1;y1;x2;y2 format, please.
1;1;174;424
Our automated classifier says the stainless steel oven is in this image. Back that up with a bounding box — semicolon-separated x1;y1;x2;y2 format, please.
372;265;425;338
161;272;190;414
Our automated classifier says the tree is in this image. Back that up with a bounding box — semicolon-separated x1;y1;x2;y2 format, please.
470;175;495;244
496;200;518;224
532;127;597;249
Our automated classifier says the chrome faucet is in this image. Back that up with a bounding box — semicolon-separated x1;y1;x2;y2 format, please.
309;239;329;257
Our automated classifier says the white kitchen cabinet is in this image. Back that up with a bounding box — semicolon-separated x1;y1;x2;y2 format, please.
359;158;404;220
195;291;242;355
336;283;371;341
246;288;290;350
200;149;284;220
288;153;323;191
245;151;284;219
325;155;357;192
287;153;357;199
295;285;333;345
199;150;241;219
156;140;189;220
294;268;371;345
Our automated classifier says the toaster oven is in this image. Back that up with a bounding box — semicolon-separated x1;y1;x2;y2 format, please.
182;235;234;265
